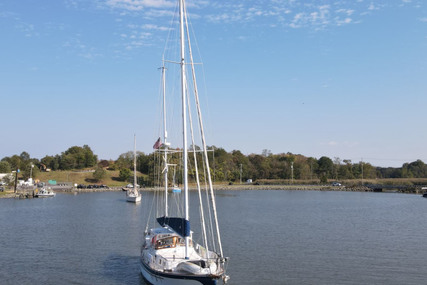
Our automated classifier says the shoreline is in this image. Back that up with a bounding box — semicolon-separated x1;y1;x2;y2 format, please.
2;184;420;199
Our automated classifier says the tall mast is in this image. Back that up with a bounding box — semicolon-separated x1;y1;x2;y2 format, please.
162;65;168;217
133;134;137;189
179;0;189;259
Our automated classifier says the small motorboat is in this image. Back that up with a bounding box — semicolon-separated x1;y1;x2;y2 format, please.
36;188;56;198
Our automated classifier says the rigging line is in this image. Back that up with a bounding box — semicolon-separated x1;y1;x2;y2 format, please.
184;1;223;257
172;190;182;217
185;6;214;148
154;151;159;219
200;142;216;253
145;152;158;233
185;78;209;254
192;103;215;251
198;142;215;252
162;1;179;65
183;4;214;253
154;67;165;156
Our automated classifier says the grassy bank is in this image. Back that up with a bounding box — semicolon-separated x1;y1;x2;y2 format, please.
34;170;141;187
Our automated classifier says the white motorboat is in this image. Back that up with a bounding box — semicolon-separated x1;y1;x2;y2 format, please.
36;187;56;198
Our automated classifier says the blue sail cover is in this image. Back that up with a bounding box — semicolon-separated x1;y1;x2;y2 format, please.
157;216;190;237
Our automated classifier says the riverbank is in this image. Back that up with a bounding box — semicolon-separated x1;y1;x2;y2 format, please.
73;184;366;192
2;183;424;199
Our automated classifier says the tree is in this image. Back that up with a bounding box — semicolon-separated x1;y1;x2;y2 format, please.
60;154;76;170
361;162;376;179
119;168;132;182
137;152;151;174
306;157;318;180
98;160;110;168
20;151;30;161
93;166;107;182
59;145;98;170
338;160;354;179
333;157;341;180
317;156;334;180
261;149;272;157
0;161;11;173
83;145;97;167
406;160;427;178
116;151;134;170
41;156;55;170
2;155;22;170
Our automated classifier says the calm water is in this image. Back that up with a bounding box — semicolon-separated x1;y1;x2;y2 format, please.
1;190;427;284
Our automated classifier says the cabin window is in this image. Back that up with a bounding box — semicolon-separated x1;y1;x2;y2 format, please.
155;236;177;249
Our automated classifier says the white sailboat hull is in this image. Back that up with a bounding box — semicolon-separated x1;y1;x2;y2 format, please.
127;194;141;203
139;227;223;285
140;259;219;285
139;262;213;285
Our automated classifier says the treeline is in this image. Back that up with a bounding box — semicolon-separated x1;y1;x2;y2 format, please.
2;145;427;183
114;147;427;183
39;145;97;171
0;145;97;181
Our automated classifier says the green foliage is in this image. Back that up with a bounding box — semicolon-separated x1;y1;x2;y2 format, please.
41;155;54;171
4;145;427;183
119;168;132;182
93;166;107;182
317;156;334;178
61;145;97;169
2;155;22;170
40;145;97;171
20;151;30;161
130;144;417;183
320;174;328;183
1;152;40;180
406;160;427;177
116;151;133;170
0;161;11;173
137;153;151;173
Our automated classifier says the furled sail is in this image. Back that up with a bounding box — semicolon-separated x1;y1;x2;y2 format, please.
156;216;190;237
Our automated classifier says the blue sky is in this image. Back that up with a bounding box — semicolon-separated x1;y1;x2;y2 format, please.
1;0;426;167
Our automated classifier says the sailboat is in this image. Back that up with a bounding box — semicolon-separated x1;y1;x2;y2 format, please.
139;0;229;284
126;135;141;203
171;164;181;193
